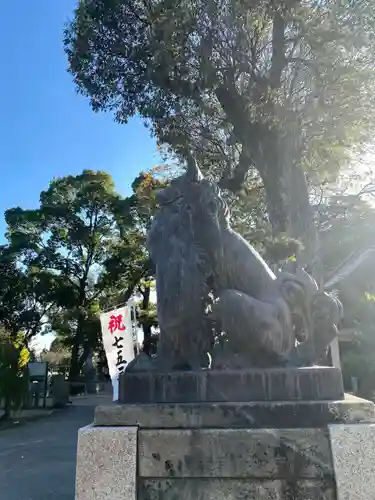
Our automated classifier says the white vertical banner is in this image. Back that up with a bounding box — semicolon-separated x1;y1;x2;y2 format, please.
100;305;134;401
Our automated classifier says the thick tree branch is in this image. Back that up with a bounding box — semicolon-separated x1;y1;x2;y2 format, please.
219;148;251;192
123;258;153;302
270;11;286;89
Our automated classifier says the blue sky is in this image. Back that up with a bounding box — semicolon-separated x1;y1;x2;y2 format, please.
0;0;160;244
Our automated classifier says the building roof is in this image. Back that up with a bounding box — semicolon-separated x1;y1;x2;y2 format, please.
325;247;375;289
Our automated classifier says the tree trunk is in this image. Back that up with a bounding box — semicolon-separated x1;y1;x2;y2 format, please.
68;342;81;381
123;260;153;303
68;313;85;381
142;285;151;311
141;285;152;343
3;395;11;421
143;322;152;341
260;165;290;236
69;274;88;381
253;128;291;236
289;164;319;273
254;127;319;277
78;344;92;373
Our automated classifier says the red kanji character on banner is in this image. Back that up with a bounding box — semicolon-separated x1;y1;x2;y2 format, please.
108;314;126;334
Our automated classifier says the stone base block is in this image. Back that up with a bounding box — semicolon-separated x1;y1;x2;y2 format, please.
139;478;336;500
138;428;333;478
94;395;375;429
75;412;375;499
75;424;137;500
329;423;375;500
119;366;344;404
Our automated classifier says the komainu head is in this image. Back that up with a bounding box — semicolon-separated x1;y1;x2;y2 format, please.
150;157;227;259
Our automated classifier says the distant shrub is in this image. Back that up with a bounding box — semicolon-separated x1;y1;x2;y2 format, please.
0;332;30;420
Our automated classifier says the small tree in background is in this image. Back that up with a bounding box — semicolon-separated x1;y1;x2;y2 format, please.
0;331;30;420
40;337;72;377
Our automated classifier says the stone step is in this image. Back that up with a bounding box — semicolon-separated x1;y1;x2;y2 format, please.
94;395;375;429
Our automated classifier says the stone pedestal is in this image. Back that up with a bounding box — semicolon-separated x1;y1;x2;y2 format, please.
119;367;344;404
75;425;137;500
329;423;375;500
75;368;375;499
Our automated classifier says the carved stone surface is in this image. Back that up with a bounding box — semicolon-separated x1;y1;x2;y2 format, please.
145;158;342;371
119;367;344;404
138;478;336;500
138;428;332;479
94;395;375;429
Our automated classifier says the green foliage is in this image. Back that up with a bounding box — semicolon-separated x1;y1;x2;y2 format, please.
100;170;166;308
136;279;158;342
341;332;375;400
263;235;304;266
65;0;375;169
341;346;375;398
330;265;375;398
40;348;71;376
5;170;130;379
0;330;30;419
3;169;164;380
137;304;157;327
39;337;72;377
317;187;375;278
0;246;53;339
65;0;375;253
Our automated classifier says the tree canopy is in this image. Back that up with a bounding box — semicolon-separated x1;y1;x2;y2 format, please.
65;0;375;267
1;168;164;379
1;161;375;387
0;246;56;342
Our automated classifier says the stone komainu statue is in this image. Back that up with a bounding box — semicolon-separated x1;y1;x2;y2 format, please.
143;159;342;371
